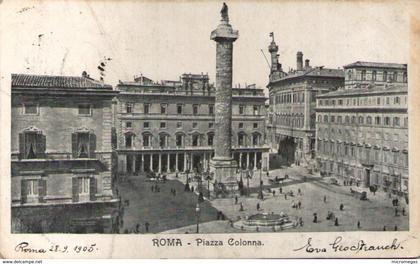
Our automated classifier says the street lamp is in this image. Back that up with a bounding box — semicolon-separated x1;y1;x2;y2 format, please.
195;203;201;233
246;167;253;197
258;160;264;200
205;169;213;199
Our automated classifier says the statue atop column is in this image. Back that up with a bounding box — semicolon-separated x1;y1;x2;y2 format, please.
221;2;229;23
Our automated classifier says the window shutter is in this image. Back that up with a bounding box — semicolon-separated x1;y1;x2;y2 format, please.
21;180;28;204
89;177;97;201
19;133;25;160
38;178;47;203
71;133;78;158
37;134;46;158
89;133;96;158
72;177;79;202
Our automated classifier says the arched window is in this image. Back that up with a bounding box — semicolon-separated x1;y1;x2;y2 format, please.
366;116;372;124
361;70;366;81
159;133;169;148
358;116;364;124
347;70;352;80
72;128;96;158
238;132;247;146
318;115;322;123
351;116;356;124
207;132;214;146
142;133;152;147
19;126;46;159
252;132;261;145
192;133;202;146
323;115;328;123
345;116;350;124
383;71;388;82
393;72;398;82
125;132;135;148
372;70;377;81
176;133;184;147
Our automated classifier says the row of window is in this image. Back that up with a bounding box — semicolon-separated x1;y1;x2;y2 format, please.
317;114;408;127
318;128;406;142
272;114;305;128
126;121;259;129
125;103;262;116
22;104;93;116
21;176;92;204
318;95;405;107
317;141;408;167
124;132;262;148
347;70;407;83
18;130;95;159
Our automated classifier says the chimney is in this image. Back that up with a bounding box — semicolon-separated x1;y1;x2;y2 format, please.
82;71;88;78
296;51;303;71
305;59;310;68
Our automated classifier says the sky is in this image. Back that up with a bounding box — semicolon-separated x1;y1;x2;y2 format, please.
0;1;410;91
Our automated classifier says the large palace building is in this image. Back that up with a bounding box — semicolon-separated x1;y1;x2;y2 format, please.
315;62;408;196
266;35;344;167
11;73;120;233
115;73;269;176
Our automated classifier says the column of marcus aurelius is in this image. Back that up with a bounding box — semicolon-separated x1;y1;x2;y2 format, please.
210;3;239;194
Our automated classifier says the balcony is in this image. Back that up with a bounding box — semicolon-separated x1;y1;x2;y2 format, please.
11;151;109;176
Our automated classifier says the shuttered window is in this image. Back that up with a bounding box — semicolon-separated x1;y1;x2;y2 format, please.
19;132;46;159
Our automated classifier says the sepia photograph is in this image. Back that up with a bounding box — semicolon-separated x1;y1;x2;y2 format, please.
0;0;419;259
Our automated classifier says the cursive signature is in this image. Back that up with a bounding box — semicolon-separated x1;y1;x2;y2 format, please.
15;242;46;253
294;236;403;253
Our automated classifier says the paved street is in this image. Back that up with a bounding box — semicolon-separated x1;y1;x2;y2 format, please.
116;176;220;234
118;166;409;234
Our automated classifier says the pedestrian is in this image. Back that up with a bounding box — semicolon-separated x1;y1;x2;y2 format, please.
191;186;194;193
284;194;287;200
313;213;318;223
239;202;244;212
402;207;406;216
279;187;283;194
176;172;178;178
335;218;339;226
324;195;327;203
299;217;304;227
298;188;301;195
357;221;361;229
145;222;150;233
272;190;276;197
298;201;301;209
266;171;269;177
235;195;238;204
340;204;344;211
257;203;260;211
395;208;399;216
383;226;386;231
394;225;398;231
135;223;140;233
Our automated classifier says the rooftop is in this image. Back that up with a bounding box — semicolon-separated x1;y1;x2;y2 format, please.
269;67;344;84
317;83;407;98
12;73;113;90
343;61;407;69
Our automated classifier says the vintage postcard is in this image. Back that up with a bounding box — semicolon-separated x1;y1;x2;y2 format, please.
0;0;419;259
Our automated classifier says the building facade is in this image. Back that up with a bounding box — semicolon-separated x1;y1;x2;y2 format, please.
115;73;270;176
315;62;408;196
11;73;120;233
266;36;344;167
